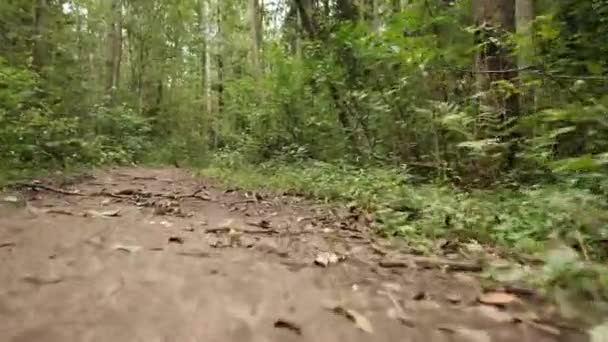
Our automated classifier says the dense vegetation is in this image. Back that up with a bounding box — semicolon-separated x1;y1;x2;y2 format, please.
2;0;608;314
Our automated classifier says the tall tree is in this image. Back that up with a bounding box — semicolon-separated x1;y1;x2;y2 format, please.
516;0;535;68
473;0;519;138
249;0;263;75
32;0;50;72
106;0;123;98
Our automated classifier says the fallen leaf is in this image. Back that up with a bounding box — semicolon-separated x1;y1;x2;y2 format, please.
177;251;211;258
379;260;410;268
526;320;561;336
86;236;105;248
0;242;16;249
115;188;138;195
478;292;517;306
371;245;388;256
2;196;20;203
314;252;340;267
43;208;74;216
168;236;185;244
329;306;374;333
445;293;462;304
473;305;515;323
85;209;121;218
296;216;309;223
22;274;64;286
453;327;491;342
412;291;427;301
380;289;416;327
274;319;302;335
386;308;416;327
112;244;142;253
247;219;271;229
381;282;402;292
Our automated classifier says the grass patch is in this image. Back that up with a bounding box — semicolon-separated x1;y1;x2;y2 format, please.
204;160;608;260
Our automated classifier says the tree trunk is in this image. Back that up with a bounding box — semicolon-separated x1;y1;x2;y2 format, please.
32;0;49;72
516;0;534;68
474;0;519;171
216;1;224;114
197;0;208;111
474;0;518;135
249;0;263;76
106;0;123;99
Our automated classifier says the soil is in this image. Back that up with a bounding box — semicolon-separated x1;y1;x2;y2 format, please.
0;167;589;342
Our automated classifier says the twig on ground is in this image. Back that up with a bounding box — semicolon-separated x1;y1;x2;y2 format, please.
379;256;482;272
14;183;86;196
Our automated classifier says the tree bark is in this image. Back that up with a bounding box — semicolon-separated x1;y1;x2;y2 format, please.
249;0;263;76
474;0;520;171
216;1;224;114
474;0;518;135
515;0;534;68
106;0;123;99
32;0;49;72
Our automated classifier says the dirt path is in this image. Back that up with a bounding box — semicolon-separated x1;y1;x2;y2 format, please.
0;167;587;342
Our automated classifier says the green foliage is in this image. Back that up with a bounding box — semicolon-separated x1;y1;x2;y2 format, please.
204;159;608;260
0;57;151;180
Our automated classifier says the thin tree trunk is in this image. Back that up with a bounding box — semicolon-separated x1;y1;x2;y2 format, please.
516;0;534;68
32;0;49;72
249;0;263;76
197;0;209;112
474;0;518;135
106;0;123;99
216;1;224;114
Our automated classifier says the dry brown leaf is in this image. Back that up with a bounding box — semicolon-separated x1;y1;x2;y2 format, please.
446;293;462;304
526;320;561;336
478;292;517;306
168;236;185;244
0;242;16;249
314;252;340;267
85;209;121;218
22;275;64;286
454;328;491;342
43;208;74;216
330;306;374;333
112;244;142;253
412;291;427;301
438;326;491;342
177;251;211;258
274;319;302;335
473;305;515;323
381;289;416;327
247;219;271;229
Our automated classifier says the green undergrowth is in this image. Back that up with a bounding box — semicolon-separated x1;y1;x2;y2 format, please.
204;160;608;259
203;158;608;320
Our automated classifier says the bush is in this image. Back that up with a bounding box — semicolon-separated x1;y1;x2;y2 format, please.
0;57;152;178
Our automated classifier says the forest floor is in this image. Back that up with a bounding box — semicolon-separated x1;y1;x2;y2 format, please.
0;167;590;342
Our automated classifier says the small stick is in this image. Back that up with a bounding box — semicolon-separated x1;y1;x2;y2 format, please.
14;183;85;196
